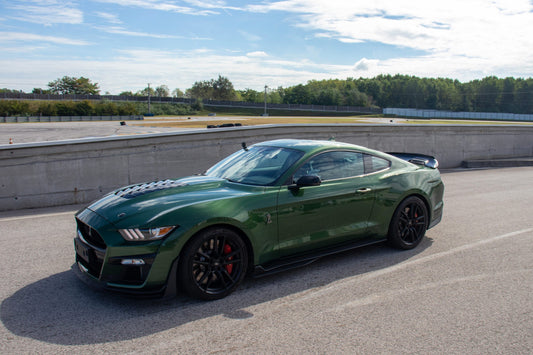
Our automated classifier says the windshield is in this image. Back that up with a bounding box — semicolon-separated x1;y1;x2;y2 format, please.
205;146;304;186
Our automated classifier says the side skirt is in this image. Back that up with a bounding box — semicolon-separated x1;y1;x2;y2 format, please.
253;237;387;278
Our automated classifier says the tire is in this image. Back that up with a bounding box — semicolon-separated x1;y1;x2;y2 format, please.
388;196;428;250
178;227;248;300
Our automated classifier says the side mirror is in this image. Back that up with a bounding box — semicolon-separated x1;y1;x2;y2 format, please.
288;175;321;191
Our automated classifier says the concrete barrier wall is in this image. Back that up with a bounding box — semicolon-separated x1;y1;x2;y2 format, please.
1;124;532;211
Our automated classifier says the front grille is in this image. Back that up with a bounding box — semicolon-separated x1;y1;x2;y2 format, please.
76;219;106;249
76;245;106;279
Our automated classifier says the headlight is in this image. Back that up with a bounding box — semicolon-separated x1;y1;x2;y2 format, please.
118;226;176;241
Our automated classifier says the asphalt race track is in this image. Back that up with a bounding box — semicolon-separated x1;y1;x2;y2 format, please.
1;167;532;354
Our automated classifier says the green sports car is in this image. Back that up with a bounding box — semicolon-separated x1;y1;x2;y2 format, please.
74;139;444;300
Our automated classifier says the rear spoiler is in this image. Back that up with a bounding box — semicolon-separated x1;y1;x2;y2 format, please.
387;152;439;169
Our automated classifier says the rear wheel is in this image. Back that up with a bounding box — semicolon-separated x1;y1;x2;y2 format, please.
178;227;248;300
388;196;428;250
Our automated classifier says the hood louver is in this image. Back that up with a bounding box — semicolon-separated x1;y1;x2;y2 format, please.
115;179;187;199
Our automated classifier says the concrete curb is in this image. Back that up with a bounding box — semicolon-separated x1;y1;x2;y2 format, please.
462;157;533;168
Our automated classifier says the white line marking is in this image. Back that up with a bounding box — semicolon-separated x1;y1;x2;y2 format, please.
0;211;76;222
331;268;532;312
294;227;533;303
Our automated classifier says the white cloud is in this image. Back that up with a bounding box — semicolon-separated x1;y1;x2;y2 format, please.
247;51;268;57
0;49;352;93
353;58;375;72
0;31;90;45
95;26;181;38
239;30;262;42
246;0;533;79
3;43;532;94
8;1;83;25
96;12;122;24
1;0;532;93
93;0;219;15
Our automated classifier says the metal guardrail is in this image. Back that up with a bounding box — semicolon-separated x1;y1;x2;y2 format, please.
384;108;533;122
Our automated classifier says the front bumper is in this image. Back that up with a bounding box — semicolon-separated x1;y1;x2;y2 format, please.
73;208;179;298
72;258;178;298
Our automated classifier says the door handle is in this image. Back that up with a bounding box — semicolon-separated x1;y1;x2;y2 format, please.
356;188;372;194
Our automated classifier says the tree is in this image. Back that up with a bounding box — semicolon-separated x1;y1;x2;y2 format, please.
0;88;21;94
284;84;312;104
137;86;155;96
239;88;262;102
154;85;170;97
514;78;533;114
211;75;236;100
119;91;136;96
172;88;184;98
474;76;503;112
47;76;100;95
186;80;212;99
32;88;51;94
187;76;236;100
500;77;515;113
315;88;341;106
267;89;283;104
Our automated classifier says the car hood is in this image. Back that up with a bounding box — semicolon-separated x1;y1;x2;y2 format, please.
86;176;256;227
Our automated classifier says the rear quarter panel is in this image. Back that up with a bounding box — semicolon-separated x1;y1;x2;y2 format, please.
366;161;444;237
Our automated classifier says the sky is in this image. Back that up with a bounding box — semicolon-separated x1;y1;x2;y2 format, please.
1;0;533;94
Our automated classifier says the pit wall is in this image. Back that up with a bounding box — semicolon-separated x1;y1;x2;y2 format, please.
1;124;532;211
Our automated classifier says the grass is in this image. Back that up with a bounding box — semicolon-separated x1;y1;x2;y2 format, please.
133;114;533;129
134;116;379;129
198;106;380;117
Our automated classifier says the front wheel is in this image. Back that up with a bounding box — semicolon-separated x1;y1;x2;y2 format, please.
388;196;428;250
178;227;248;300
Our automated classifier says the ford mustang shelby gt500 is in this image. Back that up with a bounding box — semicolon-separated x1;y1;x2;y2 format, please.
74;139;444;300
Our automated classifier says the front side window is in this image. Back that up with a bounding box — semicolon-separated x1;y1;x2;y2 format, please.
293;151;365;182
206;146;304;185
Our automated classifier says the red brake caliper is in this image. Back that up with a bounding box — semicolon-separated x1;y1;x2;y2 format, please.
223;244;233;274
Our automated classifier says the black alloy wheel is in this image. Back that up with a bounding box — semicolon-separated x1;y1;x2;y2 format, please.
388;196;428;250
178;227;247;300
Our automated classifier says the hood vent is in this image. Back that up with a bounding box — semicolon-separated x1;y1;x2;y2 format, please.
115;179;187;199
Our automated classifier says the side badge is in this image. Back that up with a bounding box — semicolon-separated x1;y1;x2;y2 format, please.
265;213;272;225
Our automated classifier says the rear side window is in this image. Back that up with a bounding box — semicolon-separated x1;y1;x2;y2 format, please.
364;154;391;174
293;151;365;181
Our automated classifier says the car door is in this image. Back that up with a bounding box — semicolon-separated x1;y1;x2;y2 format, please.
276;150;377;257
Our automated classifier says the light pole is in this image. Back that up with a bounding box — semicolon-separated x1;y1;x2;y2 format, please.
263;85;268;117
147;83;151;114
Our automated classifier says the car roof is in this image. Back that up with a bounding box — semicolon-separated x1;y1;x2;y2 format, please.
254;139;369;154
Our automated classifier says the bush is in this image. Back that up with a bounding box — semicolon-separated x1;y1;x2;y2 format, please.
134;102;196;115
191;99;203;111
94;101;119;115
55;102;76;115
37;102;57;116
117;102;138;115
0;100;30;116
0;99;194;116
75;100;94;115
